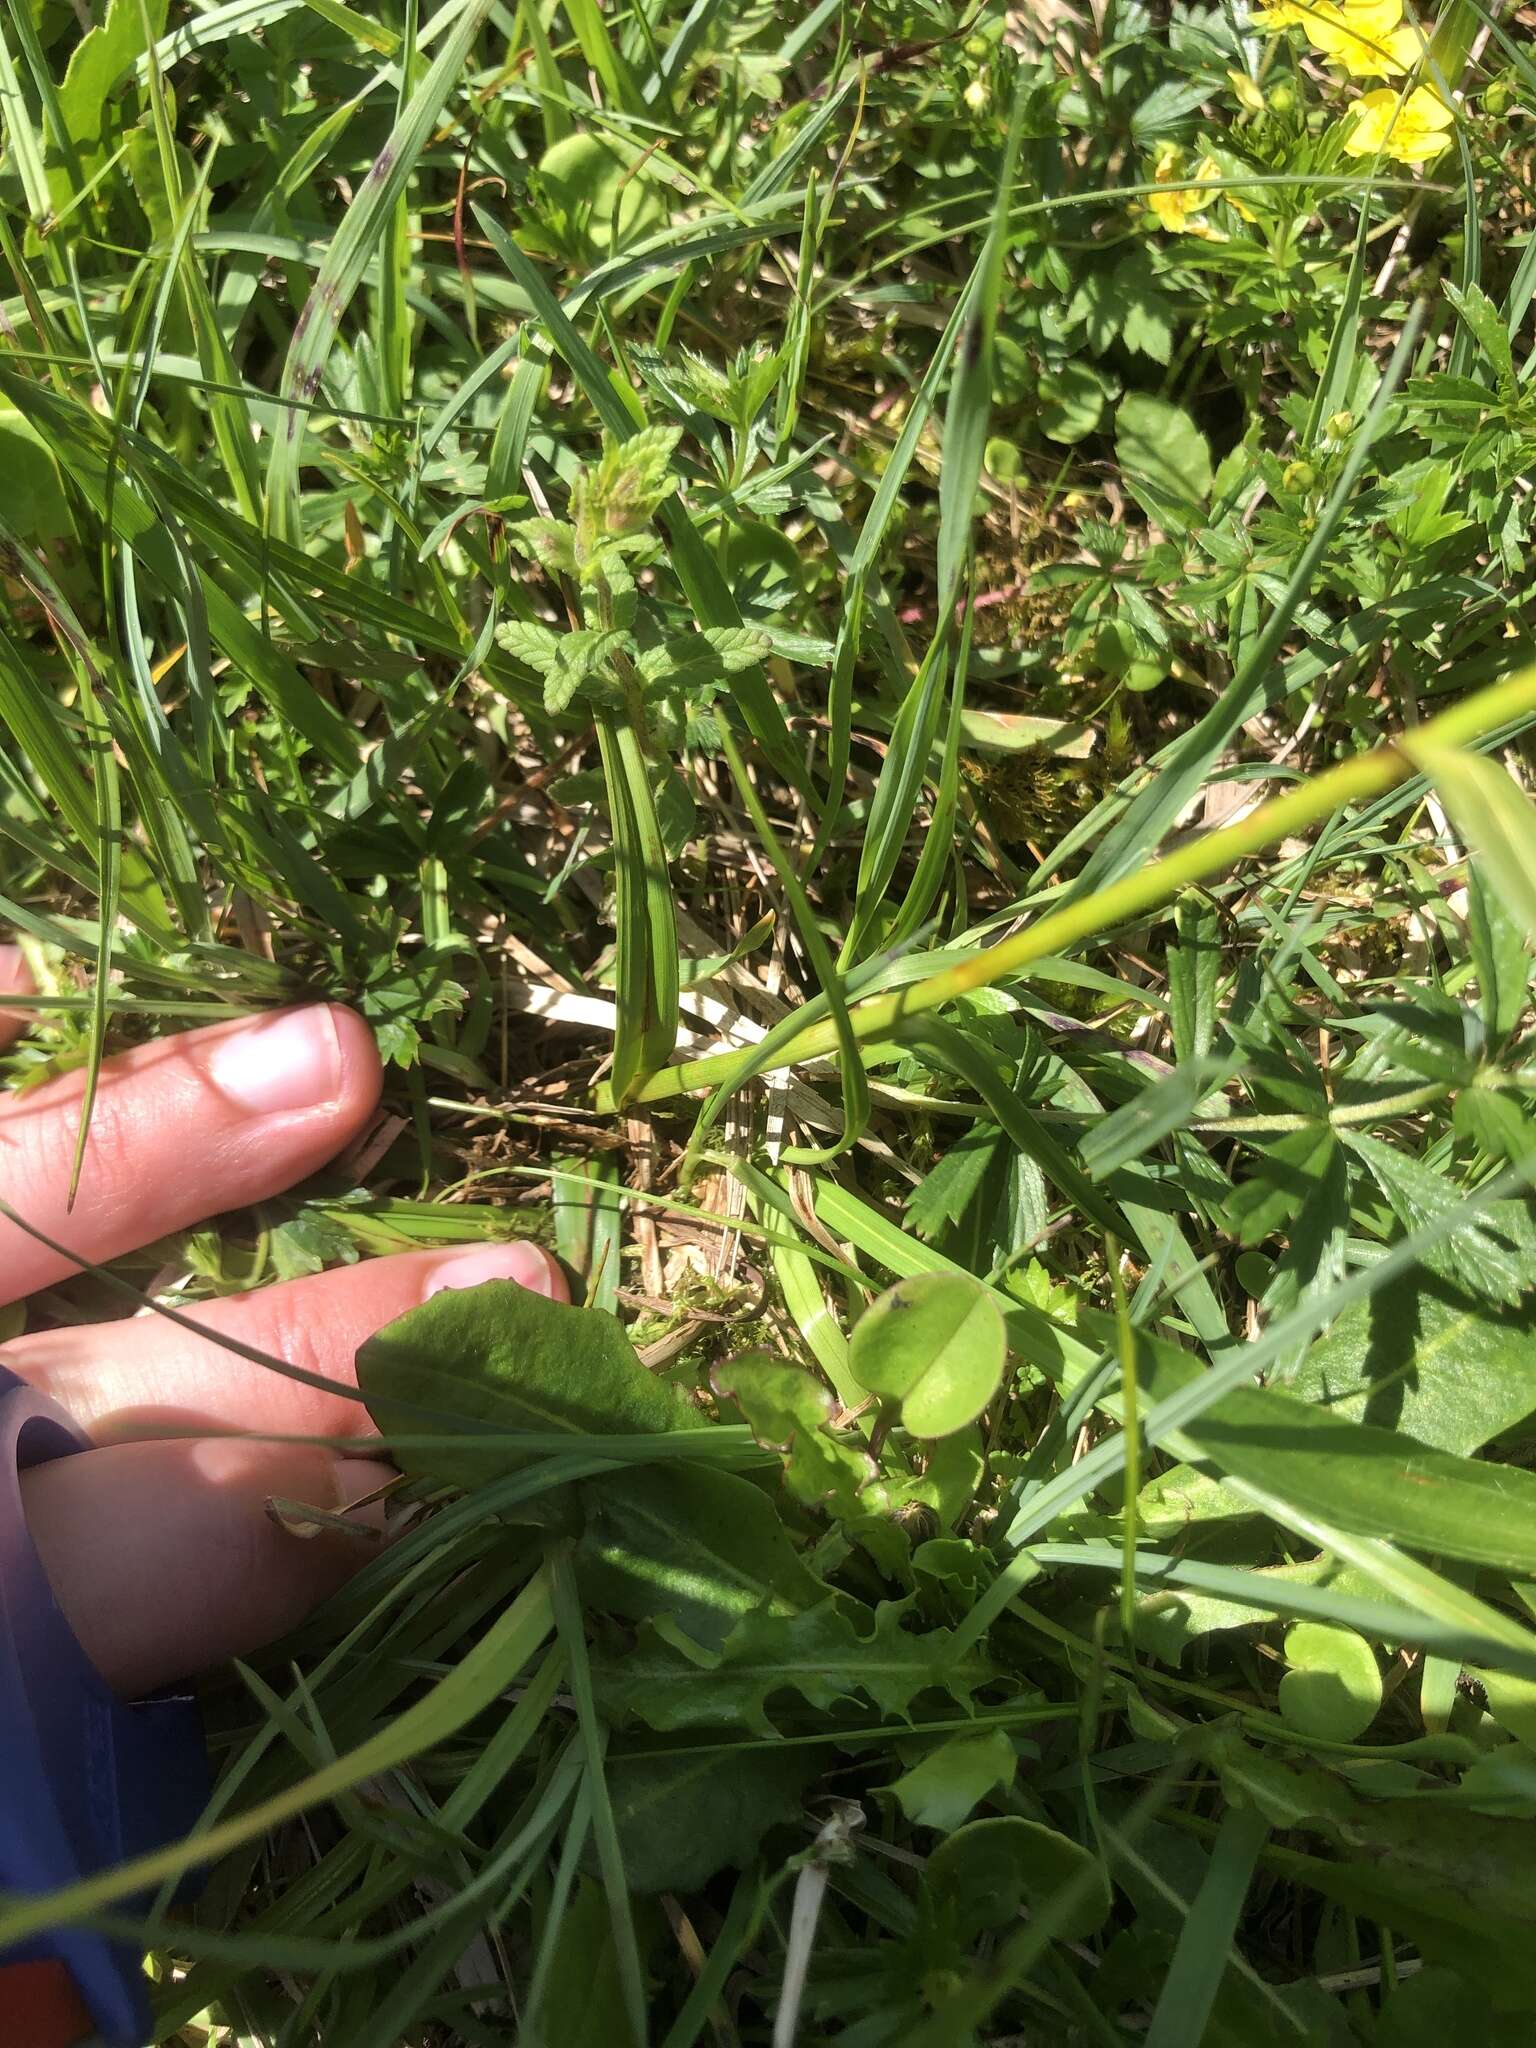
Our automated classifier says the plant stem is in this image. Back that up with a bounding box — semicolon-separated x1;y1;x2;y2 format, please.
596;663;1536;1110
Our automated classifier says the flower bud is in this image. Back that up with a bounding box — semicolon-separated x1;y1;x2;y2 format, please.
1484;77;1515;117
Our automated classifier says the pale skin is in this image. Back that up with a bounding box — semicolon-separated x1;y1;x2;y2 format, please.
0;943;566;1698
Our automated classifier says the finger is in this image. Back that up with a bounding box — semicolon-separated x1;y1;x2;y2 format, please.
0;944;32;1053
2;1239;568;1443
0;1005;382;1307
22;1437;395;1697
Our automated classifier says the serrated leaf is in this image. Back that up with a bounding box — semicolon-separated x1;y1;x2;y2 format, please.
1082;1056;1234;1181
711;1354;873;1513
1118;251;1176;364
494;618;562;672
1285;1268;1536;1455
1116;393;1213;527
508;517;578;573
574;424;681;547
593;1596;995;1735
1345;1130;1531;1305
907;1126;1003;1244
1455;1088;1536;1165
849;1274;1008;1439
1445;282;1516;389
358;1281;705;1488
702;625;774;672
544;627;632;716
1067;268;1122;354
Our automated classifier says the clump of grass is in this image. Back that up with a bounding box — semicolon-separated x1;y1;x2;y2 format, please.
7;3;1536;2043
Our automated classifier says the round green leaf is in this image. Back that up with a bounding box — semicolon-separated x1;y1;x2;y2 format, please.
1038;360;1113;446
1115;392;1213;520
1234;1249;1274;1298
983;435;1023;483
1278;1622;1382;1742
848;1273;1007;1437
535;134;666;256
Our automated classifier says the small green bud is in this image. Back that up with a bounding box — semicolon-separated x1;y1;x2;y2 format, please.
1282;459;1317;493
1268;83;1296;115
984;435;1023;484
1325;410;1354;442
1484;77;1515;117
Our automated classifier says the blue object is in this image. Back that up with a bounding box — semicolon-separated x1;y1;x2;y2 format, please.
0;1362;209;2047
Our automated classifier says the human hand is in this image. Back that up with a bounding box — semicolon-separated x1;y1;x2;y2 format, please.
0;946;565;1698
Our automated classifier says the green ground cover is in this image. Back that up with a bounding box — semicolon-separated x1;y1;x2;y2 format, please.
7;0;1536;2040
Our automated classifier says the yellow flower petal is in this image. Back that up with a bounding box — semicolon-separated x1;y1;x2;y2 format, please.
1146;148;1228;237
1195;154;1258;224
1314;17;1423;77
1343;84;1456;163
1254;0;1313;28
1259;0;1398;34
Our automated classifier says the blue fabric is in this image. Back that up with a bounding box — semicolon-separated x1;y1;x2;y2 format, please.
0;1364;208;2047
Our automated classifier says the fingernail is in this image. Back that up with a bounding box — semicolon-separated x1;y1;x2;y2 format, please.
0;944;27;994
424;1241;557;1300
206;1007;344;1116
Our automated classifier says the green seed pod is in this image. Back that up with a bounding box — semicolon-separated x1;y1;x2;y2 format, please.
1282;458;1317;493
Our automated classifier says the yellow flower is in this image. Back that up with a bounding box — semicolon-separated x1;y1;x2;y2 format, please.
1255;0;1396;33
1313;15;1423;78
1195;155;1258;224
1147;146;1225;237
1343;84;1455;162
1253;0;1315;26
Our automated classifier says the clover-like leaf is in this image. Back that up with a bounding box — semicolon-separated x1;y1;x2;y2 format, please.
849;1274;1007;1438
1278;1622;1383;1742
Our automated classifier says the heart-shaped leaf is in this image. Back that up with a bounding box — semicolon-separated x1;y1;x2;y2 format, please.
1278;1622;1382;1742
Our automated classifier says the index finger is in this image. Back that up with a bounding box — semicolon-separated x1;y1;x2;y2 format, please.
0;1005;382;1306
